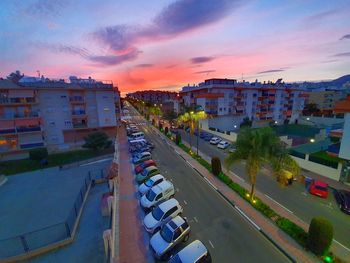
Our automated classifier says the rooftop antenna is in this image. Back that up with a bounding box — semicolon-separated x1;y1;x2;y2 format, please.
241;73;244;82
37;70;40;77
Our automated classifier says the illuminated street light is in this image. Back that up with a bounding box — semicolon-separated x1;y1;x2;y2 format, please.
306;117;310;120
234;125;237;128
274;120;278;124
190;111;194;114
310;138;315;143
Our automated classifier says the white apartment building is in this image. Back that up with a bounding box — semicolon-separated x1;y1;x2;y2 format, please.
0;75;119;160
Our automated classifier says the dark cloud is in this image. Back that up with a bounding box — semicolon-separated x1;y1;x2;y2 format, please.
35;42;90;57
135;63;154;68
340;34;350;40
195;70;216;74
257;69;285;74
88;50;140;65
305;10;337;24
92;0;242;60
191;56;215;64
333;52;350;57
26;0;69;17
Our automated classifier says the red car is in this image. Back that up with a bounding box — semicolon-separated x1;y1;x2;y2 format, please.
134;159;156;174
309;180;328;198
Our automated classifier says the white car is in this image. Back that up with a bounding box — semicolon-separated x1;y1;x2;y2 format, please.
217;141;229;149
140;180;175;210
143;198;183;234
209;137;221;145
150;216;190;260
168;240;212;263
138;174;165;195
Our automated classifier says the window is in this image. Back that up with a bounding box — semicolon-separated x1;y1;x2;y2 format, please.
104;107;110;111
49;121;55;127
60;95;67;98
64;120;72;127
46;108;53;113
155;193;163;201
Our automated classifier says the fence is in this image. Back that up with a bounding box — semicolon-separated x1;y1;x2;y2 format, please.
0;169;106;260
308;155;339;169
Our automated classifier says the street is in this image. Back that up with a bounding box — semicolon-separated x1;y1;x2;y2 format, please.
128;106;291;263
179;129;350;250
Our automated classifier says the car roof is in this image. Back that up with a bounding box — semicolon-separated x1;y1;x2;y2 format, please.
152;180;173;194
314;180;328;187
149;174;164;181
144;159;155;165
219;140;227;143
167;215;185;230
158;198;179;211
177;240;208;262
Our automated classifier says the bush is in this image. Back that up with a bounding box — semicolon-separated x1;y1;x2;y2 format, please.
83;132;112;152
211;157;222;176
164;127;169;135
308;217;333;256
29;148;48;161
276;217;308;247
175;134;181;145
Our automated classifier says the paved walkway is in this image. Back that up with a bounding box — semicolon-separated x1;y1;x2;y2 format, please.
117;127;153;263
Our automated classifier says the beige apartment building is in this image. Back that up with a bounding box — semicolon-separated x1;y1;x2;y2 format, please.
0;76;119;160
306;89;347;115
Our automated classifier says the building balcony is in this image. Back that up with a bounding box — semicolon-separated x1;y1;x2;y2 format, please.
0;97;38;105
71;110;86;116
0;112;40;120
73;123;88;129
0;128;16;135
16;126;42;133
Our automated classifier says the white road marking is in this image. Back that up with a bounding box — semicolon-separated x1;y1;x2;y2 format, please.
235;206;261;231
80;158;113;166
204;177;218;191
193;216;198;223
301;192;308;196
208;240;214;249
333;240;350;252
183;200;187;205
229;171;245;182
264;194;294;214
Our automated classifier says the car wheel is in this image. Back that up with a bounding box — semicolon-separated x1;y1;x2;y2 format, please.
183;234;189;242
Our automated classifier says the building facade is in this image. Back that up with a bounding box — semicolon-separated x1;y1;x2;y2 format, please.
180;78;306;126
0;76;119;159
127;90;177;104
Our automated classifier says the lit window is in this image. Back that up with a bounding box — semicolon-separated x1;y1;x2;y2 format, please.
104;107;110;111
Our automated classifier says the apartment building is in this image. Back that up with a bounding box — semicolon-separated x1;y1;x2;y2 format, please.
180;78;306;126
127;90;177;104
0;75;119;160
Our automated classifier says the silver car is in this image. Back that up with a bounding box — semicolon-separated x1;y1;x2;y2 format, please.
150;216;190;260
168;240;212;263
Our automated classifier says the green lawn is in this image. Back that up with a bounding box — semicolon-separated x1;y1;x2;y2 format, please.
310;151;343;163
0;148;113;175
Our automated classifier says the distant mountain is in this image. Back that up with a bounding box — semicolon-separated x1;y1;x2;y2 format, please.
331;75;350;85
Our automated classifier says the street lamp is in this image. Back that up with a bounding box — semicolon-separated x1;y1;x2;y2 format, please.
310;138;315;143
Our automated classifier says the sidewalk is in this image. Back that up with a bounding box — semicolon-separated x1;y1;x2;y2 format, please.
117;127;153;263
181;139;350;262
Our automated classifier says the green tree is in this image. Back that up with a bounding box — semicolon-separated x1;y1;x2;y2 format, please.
29;148;48;161
240;117;252;128
83;132;112;152
225;127;299;200
175;133;181;145
211;157;222;176
308;217;333;256
177;111;207;151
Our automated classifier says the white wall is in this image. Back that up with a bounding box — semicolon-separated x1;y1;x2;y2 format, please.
339;113;350;160
96;91;117;127
200;119;237;142
291;154;342;181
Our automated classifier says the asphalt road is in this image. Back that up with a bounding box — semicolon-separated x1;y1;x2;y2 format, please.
179;129;350;250
127;105;290;263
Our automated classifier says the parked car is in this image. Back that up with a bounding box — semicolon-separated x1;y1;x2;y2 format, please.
228;145;236;153
143;198;183;234
140;180;175;210
134;159;157;174
309;179;328;198
199;132;207;139
217;141;229;149
133;152;152;165
168;240;212;263
204;134;213;141
150;216;190;260
138;174;165;195
209;137;221;145
333;189;350;214
136;166;159;184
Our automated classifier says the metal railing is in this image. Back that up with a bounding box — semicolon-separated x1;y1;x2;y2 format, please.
0;169;107;260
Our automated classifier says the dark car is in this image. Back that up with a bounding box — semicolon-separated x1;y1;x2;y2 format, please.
200;132;207;138
204;134;213;141
334;190;350;214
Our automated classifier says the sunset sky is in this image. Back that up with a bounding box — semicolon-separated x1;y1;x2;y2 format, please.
1;0;350;95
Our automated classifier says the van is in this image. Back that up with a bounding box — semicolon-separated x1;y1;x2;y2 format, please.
129;139;147;146
128;132;144;141
140;181;175;209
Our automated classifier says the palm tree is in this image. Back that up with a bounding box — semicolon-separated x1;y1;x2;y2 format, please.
177;111;207;152
225;127;299;200
149;105;162;125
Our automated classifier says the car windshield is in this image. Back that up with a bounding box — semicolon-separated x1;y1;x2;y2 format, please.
145;178;154;187
160;224;173;243
146;189;156;201
315;185;327;191
152;206;164;221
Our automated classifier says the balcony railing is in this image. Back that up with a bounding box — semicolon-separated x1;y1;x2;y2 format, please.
0;112;40;120
73;123;88;129
0;97;38;104
16;126;41;133
71;110;86;115
0;128;16;135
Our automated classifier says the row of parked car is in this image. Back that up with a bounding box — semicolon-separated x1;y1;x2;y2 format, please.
127;126;212;262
